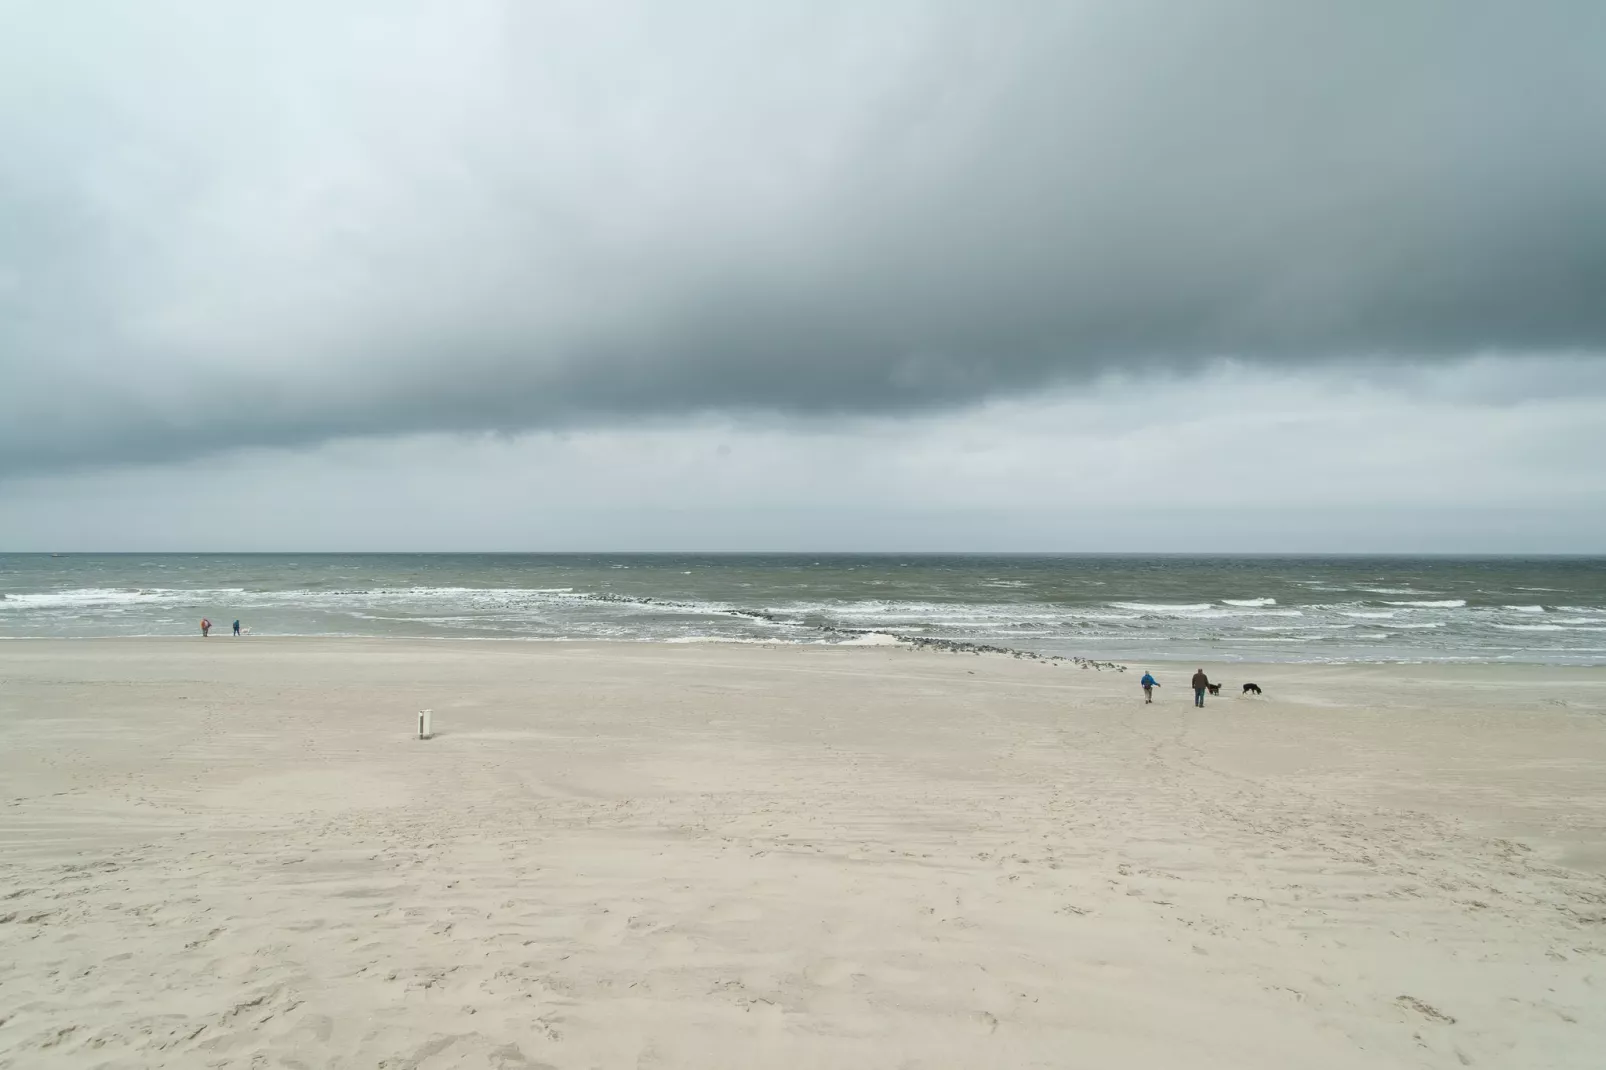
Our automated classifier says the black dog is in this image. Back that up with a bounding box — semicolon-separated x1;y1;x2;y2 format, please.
1242;683;1262;695
1205;683;1221;696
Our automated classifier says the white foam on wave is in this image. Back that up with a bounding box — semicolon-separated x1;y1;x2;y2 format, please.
792;600;1063;627
1343;611;1395;619
1503;605;1546;613
1383;599;1466;608
838;632;904;646
1110;602;1213;613
1494;623;1565;632
0;586;246;609
1160;608;1305;620
1356;586;1437;595
1222;597;1277;607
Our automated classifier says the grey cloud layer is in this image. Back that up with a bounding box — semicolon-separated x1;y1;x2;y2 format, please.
3;1;1604;472
9;364;1605;551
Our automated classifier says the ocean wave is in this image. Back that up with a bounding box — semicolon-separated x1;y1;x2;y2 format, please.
1494;624;1565;632
0;586;247;609
786;600;1065;625
1;584;594;608
1342;611;1394;619
1108;602;1305;620
1222;597;1277;607
1194;609;1303;619
1502;605;1546;613
1383;599;1467;608
837;632;904;646
1356;587;1438;595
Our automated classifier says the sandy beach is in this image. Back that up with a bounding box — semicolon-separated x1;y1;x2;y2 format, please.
2;639;1604;1069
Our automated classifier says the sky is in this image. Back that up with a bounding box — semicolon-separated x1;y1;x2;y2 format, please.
3;2;1604;551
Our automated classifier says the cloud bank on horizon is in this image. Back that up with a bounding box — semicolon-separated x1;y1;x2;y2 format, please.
2;1;1604;475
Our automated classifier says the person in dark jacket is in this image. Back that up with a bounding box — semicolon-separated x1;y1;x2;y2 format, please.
1191;668;1210;707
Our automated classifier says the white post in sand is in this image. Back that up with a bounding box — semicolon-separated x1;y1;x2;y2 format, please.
418;709;433;740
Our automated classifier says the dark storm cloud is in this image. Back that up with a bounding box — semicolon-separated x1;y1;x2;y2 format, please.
2;1;1604;473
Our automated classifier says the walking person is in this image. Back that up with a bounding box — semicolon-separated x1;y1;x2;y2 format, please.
1191;667;1210;708
200;618;211;638
1140;671;1160;703
232;619;241;637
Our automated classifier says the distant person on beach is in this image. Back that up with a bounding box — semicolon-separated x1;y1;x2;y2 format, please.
232;619;241;637
1191;668;1210;707
1140;671;1159;703
200;618;211;638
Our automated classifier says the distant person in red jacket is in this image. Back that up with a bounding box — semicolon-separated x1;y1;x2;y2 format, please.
200;618;211;638
1191;668;1210;707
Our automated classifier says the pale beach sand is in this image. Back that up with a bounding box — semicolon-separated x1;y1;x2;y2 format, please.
2;640;1604;1069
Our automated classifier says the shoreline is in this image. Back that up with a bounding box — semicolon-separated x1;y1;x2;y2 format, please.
5;631;1606;670
6;635;1604;696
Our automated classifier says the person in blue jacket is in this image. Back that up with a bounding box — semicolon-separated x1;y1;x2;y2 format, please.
1140;671;1159;703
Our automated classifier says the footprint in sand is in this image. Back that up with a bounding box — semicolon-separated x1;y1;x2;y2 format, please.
1396;995;1456;1024
580;910;630;945
708;899;763;923
803;958;859;986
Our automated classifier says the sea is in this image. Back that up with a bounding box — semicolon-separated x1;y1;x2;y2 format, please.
2;554;1604;665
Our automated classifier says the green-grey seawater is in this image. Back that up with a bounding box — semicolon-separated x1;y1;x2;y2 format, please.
2;554;1604;664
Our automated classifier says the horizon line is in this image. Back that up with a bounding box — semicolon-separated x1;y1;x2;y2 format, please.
6;550;1605;559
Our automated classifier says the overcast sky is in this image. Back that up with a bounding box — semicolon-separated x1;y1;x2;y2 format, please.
3;2;1604;551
